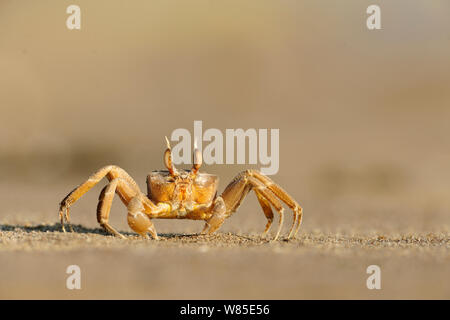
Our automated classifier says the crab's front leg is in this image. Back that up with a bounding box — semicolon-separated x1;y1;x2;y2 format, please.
127;196;172;240
200;197;227;235
59;165;143;236
95;177;165;240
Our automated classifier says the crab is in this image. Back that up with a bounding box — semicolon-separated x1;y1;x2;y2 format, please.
58;138;303;241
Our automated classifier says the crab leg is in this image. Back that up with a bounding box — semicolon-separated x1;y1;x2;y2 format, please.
249;177;286;240
255;191;274;236
59;165;140;233
217;170;302;240
127;197;161;240
200;197;227;235
248;170;303;239
96;177;142;239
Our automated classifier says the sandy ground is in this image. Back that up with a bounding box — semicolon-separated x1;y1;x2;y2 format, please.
0;227;448;300
0;193;448;299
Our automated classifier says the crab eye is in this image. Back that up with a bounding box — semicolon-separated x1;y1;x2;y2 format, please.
166;176;175;183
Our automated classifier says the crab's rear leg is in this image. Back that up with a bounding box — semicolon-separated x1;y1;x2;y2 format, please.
249;171;303;239
96;177;139;239
208;170;302;241
255;192;274;237
249;178;285;240
59;165;140;232
204;172;285;240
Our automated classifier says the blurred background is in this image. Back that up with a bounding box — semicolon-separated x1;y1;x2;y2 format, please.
0;0;449;299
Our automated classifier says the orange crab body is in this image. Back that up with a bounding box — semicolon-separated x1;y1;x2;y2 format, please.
59;138;302;241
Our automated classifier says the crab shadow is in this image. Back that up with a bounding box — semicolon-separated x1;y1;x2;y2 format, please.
0;223;214;240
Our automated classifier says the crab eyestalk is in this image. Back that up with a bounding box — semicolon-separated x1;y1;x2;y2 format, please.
164;136;178;177
192;148;202;175
190;138;202;175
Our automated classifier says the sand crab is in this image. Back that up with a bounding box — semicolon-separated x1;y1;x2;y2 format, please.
59;138;303;241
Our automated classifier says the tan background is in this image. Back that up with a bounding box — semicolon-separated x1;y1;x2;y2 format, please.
0;0;448;299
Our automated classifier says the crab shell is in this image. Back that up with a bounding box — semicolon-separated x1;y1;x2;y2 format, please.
147;170;219;206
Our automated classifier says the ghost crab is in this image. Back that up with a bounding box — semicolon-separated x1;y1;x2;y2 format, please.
59;138;303;241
